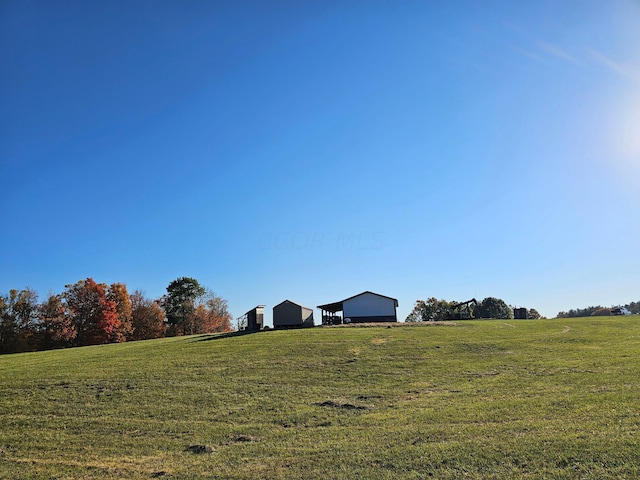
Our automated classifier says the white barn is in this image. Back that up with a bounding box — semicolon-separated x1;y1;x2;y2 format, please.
318;291;398;325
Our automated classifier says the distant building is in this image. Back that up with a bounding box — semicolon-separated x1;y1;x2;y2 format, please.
611;307;631;316
318;291;398;325
239;305;264;331
513;307;528;319
273;300;314;329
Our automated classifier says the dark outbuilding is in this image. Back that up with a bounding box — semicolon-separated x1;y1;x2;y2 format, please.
513;307;528;320
239;305;264;331
273;300;314;329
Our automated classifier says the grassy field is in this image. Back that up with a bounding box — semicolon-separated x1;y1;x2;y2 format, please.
1;317;639;479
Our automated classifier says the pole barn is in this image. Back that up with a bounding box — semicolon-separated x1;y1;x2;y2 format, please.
318;291;398;325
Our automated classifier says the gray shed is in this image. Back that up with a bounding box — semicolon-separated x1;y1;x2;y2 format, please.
273;300;314;329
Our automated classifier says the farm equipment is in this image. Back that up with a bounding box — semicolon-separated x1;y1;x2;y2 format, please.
447;298;477;320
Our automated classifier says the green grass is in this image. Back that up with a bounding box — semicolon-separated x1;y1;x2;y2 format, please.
1;317;640;479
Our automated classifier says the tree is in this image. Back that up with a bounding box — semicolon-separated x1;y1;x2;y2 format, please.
0;288;39;353
527;308;543;319
63;278;123;345
0;294;16;353
193;290;233;333
10;288;39;334
406;298;453;322
39;293;75;349
163;277;206;336
626;301;640;314
107;283;133;340
474;297;513;319
558;306;603;318
130;290;166;341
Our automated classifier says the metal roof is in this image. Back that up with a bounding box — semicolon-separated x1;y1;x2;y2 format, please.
273;299;313;311
242;305;265;316
317;291;399;313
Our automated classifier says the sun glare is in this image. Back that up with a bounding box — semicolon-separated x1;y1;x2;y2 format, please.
609;94;640;173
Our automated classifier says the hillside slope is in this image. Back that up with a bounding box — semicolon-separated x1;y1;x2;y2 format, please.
1;318;639;479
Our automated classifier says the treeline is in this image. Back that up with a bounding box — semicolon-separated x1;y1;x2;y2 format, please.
557;301;640;318
0;276;232;355
406;296;543;322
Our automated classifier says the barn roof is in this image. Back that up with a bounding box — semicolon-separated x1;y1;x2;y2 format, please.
317;291;399;313
273;299;313;311
242;305;265;316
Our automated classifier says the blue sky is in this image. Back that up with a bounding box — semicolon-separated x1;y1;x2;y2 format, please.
2;1;639;324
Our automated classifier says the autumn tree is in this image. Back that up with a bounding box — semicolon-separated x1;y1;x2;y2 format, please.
39;293;75;349
163;277;205;336
107;283;133;340
63;278;123;346
193;290;233;333
130;290;165;340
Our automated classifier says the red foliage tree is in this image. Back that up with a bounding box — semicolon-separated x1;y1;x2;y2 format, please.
63;278;123;346
96;295;122;344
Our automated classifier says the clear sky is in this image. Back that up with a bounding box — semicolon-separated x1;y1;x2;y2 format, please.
2;1;639;324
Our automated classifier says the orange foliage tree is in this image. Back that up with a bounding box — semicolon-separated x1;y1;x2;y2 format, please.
193;291;233;333
130;290;166;340
63;278;123;346
107;283;133;340
1;277;234;354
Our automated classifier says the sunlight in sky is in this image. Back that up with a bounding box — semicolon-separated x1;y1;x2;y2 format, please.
604;3;640;174
612;95;640;172
2;1;639;321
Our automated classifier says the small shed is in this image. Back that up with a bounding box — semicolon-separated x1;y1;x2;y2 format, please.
318;291;398;325
513;307;528;320
273;300;314;329
239;305;264;331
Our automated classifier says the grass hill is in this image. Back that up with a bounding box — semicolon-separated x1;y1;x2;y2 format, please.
1;317;639;479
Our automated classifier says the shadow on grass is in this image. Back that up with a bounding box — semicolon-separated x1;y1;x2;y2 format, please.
189;329;272;343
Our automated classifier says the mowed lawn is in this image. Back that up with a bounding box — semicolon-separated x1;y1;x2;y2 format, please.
1;317;639;479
